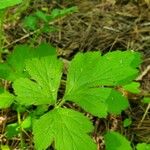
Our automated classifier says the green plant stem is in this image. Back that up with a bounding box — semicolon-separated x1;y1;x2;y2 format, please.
56;98;66;108
17;111;25;149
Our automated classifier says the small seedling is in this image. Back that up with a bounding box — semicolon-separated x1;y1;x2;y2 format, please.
123;118;132;127
23;7;78;33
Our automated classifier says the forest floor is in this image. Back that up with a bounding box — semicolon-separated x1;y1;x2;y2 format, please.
0;0;150;149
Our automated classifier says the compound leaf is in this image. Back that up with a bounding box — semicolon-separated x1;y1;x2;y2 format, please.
13;56;63;105
33;108;97;150
64;51;138;117
104;131;132;150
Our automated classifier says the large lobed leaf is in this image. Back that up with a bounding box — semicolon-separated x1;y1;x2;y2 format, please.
33;108;97;150
64;51;141;117
13;56;63;105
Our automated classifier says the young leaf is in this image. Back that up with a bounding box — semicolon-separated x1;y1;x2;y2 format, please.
21;115;32;129
104;131;132;150
123;82;140;94
33;108;97;150
123;118;132;127
23;15;38;30
136;143;150;150
49;6;78;21
13;56;63;105
0;0;22;10
5;123;19;139
142;97;150;104
35;10;48;22
0;91;15;109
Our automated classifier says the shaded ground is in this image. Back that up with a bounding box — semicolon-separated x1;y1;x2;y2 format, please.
0;0;150;149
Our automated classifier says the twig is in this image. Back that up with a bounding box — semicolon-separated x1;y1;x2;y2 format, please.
137;103;150;128
136;65;150;81
3;29;39;49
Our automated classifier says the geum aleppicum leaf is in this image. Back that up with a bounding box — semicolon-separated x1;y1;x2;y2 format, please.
13;55;63;106
64;51;141;117
0;43;56;81
33;108;97;150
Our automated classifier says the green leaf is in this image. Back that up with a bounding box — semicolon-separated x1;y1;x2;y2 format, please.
136;143;150;150
123;82;140;94
5;123;19;139
0;45;32;81
33;42;56;58
21;115;32;129
23;15;38;30
1;145;10;150
35;10;48;22
33;108;97;150
0;0;22;10
0;91;15;108
123;118;132;127
42;25;57;33
13;56;63;105
64;51;137;117
106;90;129;115
65;51;140;91
0;43;57;81
65;88;108;118
49;6;78;21
142;97;150;104
104;131;132;150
